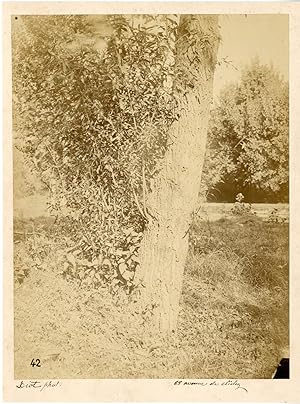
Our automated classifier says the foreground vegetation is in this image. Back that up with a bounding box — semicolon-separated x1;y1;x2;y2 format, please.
14;213;288;379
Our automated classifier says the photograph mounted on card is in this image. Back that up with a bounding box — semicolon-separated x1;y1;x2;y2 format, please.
3;1;300;402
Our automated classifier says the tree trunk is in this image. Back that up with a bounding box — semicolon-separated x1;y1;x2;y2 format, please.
135;15;220;333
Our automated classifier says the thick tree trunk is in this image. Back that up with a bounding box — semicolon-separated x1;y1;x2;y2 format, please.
135;15;220;333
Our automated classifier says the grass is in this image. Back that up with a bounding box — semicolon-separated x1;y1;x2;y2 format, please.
14;213;288;379
180;215;288;378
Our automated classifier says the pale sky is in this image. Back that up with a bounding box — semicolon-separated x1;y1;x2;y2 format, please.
213;14;289;100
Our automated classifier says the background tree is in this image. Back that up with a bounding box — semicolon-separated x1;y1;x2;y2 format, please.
202;60;289;202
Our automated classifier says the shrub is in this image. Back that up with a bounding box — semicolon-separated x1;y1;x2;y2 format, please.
267;208;287;223
13;15;178;290
231;192;256;216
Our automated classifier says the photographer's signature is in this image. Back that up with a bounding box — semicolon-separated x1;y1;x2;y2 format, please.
16;380;61;392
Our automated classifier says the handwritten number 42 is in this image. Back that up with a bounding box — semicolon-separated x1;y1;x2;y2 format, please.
30;359;41;368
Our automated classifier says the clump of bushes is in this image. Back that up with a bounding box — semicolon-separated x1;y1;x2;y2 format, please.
267;208;287;223
231;192;256;216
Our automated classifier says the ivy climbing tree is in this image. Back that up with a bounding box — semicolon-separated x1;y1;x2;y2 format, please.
13;14;220;332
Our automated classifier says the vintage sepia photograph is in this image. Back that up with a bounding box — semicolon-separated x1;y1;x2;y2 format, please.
10;11;290;383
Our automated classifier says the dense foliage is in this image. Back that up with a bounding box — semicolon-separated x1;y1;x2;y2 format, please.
13;15;178;291
202;60;289;202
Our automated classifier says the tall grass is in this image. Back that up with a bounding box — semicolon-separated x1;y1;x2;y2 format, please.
14;215;288;379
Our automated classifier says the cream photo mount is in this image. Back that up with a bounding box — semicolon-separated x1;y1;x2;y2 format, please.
3;1;300;402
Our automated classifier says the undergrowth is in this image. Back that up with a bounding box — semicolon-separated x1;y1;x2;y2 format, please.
14;215;288;379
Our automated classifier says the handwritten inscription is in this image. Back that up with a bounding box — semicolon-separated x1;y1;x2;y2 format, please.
16;380;61;392
174;379;248;392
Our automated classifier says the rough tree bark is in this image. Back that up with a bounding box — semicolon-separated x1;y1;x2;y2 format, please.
135;15;220;333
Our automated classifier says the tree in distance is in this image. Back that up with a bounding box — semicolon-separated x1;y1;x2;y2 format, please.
202;60;289;203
